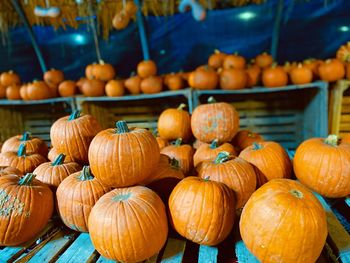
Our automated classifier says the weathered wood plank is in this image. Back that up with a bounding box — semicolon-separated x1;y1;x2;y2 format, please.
96;256;115;263
160;238;186;263
198;245;218;263
234;240;260;263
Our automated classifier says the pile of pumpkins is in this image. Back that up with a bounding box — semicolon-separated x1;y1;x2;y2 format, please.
1;100;350;262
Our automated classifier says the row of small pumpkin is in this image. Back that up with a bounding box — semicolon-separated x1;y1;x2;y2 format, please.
0;99;350;262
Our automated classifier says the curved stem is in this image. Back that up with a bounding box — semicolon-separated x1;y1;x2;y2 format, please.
18;173;36;186
252;142;263;150
214;151;231;164
68;110;81;121
17;143;26;157
207;96;217;104
20;131;30;141
325;134;338;146
290;189;303;199
169;158;180;169
78;166;94;181
174;138;183;146
210;139;218;149
177;103;187;110
52;153;66;166
116;121;130;133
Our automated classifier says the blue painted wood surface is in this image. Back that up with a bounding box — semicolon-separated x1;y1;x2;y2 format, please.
160;238;186;263
198;245;218;263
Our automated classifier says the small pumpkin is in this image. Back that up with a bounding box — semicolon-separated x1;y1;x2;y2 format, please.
294;135;350;198
50;110;102;164
318;59;345;82
27;81;52;100
283;61;297;74
112;11;130;30
290;63;313;85
33;153;81;190
125;74;142;95
43;69;64;89
91;60;116;81
169;176;235;246
105;79;125;97
137;60;157;78
246;64;261;87
223;53;246;69
191;96;240;143
336;42;350;62
208;49;227;69
220;68;247;90
88;121;160;188
0;166;22;177
57;166;110;232
48;147;73;163
19;83;29;100
76;77;87;93
0;71;20;87
81;79;105;97
58;80;77;97
140;76;163;94
262;64;288;87
164;73;184;90
232;130;264;152
157;103;192;141
240;179;327;263
188;66;218;90
303;59;320;79
6;84;21;100
85;64;95;80
0;84;6;98
255;52;273;69
0;173;53;246
125;1;138;16
160;138;194;174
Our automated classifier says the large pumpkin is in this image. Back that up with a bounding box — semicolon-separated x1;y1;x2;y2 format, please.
239;142;292;187
157;103;192;141
232;130;264;152
50;110;102;164
56;166;110;232
294;135;350;198
88;121;160;187
33;153;81;189
0;166;22;177
0;173;53;246
240;179;327;263
88;186;168;262
1;131;48;156
318;59;345;82
191;96;240;143
169;176;235;246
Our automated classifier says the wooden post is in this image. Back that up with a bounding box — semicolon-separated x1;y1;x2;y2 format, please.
270;0;284;60
10;0;47;73
134;0;150;60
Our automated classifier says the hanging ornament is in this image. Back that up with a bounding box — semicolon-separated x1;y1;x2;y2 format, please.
179;0;206;21
34;0;60;18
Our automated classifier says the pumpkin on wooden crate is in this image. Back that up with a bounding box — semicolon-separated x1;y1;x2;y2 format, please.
318;59;345;82
85;64;95;80
0;166;22;177
76;78;87;94
91;60;116;81
44;69;64;96
6;84;21;100
255;52;273;69
262;64;288;87
239;141;292;187
246;64;261;87
193;139;236;167
223;53;246;69
191;96;240;143
48;147;73;163
220;68;248;90
137;60;157;78
140;76;163;94
58;80;77;97
303;58;320;79
81;79;105;97
283;61;297;74
157;103;192;141
169;176;235;245
188;66;218;90
125;74;142;94
164;73;184;90
294;135;350;198
50;110;102;164
232;130;264;152
34;153;81;190
240;179;327;263
56;166;110;232
1;131;48;156
89;186;168;262
0;71;21;87
208;49;227;69
89;121;160;187
19;83;30;100
27;81;52;100
336;42;350;62
105;79;125;97
290;63;313;85
0;173;53;246
0;143;47;174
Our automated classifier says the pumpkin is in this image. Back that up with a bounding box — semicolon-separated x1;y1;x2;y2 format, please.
43;69;64;89
0;84;6;98
56;166;110;232
112;11;130;30
157;103;192;141
50;110;102;164
191;96;239;143
0;166;22;177
137;60;157;78
0;173;53;246
318;59;345;82
197;151;256;209
223;53;246;69
262;64;288;87
156;136;169;150
232;130;264;152
239;142;292;187
294;135;350;198
188;66;218;90
1;131;48;157
27;81;52;100
89;121;160;187
85;64;95;80
220;68;247;90
246;64;261;87
283;61;297;74
193;139;206;149
105;79;125;97
81;79;105;97
342;133;350;143
140;76;163;94
164;73;184;90
303;59;320;79
91;60;116;82
125;1;138;16
290;63;313;85
0;71;20;87
19;83;29;100
240;179;327;263
193;139;237;167
6;84;21;100
0;144;46;174
160;138;194;174
76;77;87;93
169;176;235;246
208;49;227;69
336;42;350;62
33;153;81;189
58;80;77;97
125;74;141;95
48;147;73;163
255;52;273;69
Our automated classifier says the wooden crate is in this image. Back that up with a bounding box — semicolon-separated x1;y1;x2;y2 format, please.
193;82;328;150
76;89;193;130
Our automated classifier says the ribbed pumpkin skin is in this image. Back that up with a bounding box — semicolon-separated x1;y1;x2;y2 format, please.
169;176;235;246
197;156;256;209
0;151;46;174
160;142;194;175
1;134;48;156
232;130;264;152
239;142;292;186
0;166;22;177
56;168;110;232
191;100;239;144
88;186;168;262
294;137;350;198
240;179;327;263
89;125;160;188
0;174;53;246
48;147;73;163
50;113;102;164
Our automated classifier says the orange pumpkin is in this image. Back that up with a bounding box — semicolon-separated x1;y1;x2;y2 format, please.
262;65;288;87
255;52;273;69
290;63;313;85
140;76;163;94
193;139;206;149
27;81;52;100
85;64;95;80
343;133;350;143
208;49;227;69
155;136;169;150
6;84;21;100
223;53;246;69
76;77;87;93
125;1;138;16
137;60;157;78
232;130;264;152
48;147;73;163
294;135;350;198
318;59;345;82
0;166;22;177
125;74;142;95
220;68;247;90
303;59;320;79
336;42;350;62
43;69;64;89
0;71;20;87
246;64;261;87
105;79;125;97
58;80;77;97
0;84;6;98
81;79;105;97
19;83;29;100
91;60;116;81
283;61;297;74
112;11;130;30
188;67;218;90
164;73;184;90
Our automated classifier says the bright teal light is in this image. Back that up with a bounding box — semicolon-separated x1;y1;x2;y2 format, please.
74;34;86;44
238;12;256;20
339;26;350;32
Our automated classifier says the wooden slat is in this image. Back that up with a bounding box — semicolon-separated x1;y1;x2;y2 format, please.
342;96;350;105
240;115;298;126
346;197;350;208
198;245;218;263
234;240;260;263
145;254;158;263
258;133;296;141
340;114;350;123
96;256;115;263
160;238;186;263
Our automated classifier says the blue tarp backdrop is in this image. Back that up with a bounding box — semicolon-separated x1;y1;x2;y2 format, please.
1;0;350;81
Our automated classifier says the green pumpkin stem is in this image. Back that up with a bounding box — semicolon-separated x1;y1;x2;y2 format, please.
52;153;66;166
18;173;36;186
116;121;130;133
324;135;338;146
207;96;217;104
177;103;187;110
169;158;180;169
174;138;183;146
69;110;81;121
252;142;263;150
204;176;210;181
214;151;231;164
210;139;219;149
78;166;94;181
290;189;303;199
20;131;30;141
17;143;26;157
